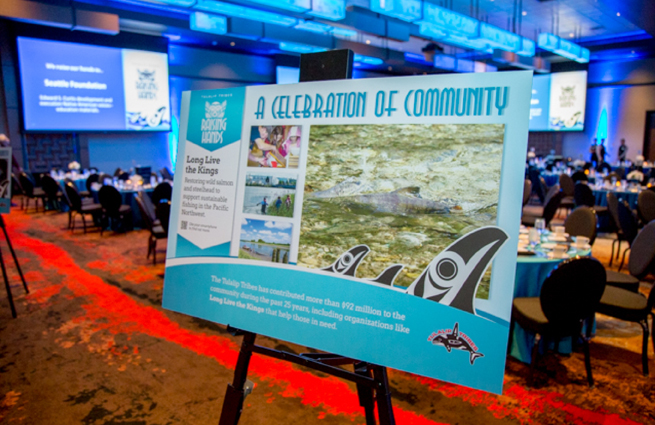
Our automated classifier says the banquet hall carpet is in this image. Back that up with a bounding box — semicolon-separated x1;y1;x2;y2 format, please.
0;206;653;425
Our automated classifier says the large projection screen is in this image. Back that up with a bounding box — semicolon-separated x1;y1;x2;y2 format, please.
529;71;587;132
17;37;171;132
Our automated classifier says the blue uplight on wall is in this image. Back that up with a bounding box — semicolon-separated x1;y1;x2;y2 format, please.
194;0;298;27
597;109;608;141
169;115;179;172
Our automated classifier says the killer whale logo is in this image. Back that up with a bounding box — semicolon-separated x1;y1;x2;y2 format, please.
322;227;508;316
429;323;484;365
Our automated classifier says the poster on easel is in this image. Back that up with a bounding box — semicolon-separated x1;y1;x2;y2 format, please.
163;71;533;394
0;148;12;214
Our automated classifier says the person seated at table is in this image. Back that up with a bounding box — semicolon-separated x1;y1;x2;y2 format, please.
627;166;645;184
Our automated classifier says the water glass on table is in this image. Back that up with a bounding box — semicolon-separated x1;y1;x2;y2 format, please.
534;218;546;233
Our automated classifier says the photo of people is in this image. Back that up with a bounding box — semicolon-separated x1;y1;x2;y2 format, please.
243;173;297;218
239;218;292;264
247;125;302;168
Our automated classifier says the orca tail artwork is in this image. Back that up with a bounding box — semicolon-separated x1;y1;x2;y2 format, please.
323;227;509;316
163;71;533;395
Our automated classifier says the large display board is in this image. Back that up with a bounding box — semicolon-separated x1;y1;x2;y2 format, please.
529;71;587;132
17;37;170;132
163;71;532;394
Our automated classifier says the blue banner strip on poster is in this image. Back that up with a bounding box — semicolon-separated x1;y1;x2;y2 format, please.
163;260;508;394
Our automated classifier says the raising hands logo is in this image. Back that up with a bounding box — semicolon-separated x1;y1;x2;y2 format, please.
136;69;158;100
201;101;227;144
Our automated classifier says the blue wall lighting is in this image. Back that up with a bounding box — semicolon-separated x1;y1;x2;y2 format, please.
441;33;493;53
307;0;346;21
194;1;298;26
279;42;327;54
370;0;422;23
404;52;432;65
418;3;479;38
354;54;384;66
247;0;310;13
576;47;590;64
190;11;227;35
554;38;582;61
456;58;474;73
330;26;357;37
597;108;608;141
477;23;521;53
537;33;559;51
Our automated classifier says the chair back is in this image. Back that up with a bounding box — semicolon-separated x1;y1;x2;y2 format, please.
135;166;151;180
559;173;575;197
152;182;172;205
64;182;82;211
628;221;655;279
606;192;621;231
617;200;639;245
98;173;112;185
522;179;532;207
543;191;564;225
86;173;99;192
615;167;626;180
597;163;612;174
98;185;123;215
134;195;155;231
11;173;23;195
113;168;123;177
40;175;60;198
18;172;35;197
540;258;606;335
574;182;596;208
637;190;655;224
160;167;173;181
118;172;130;181
156;201;171;234
137;191;157;223
544;184;560;205
571;170;588;183
564;206;597;243
602;172;620;183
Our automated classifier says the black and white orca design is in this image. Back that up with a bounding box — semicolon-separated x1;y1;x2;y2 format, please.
321;245;370;277
430;323;484;365
406;226;508;314
367;264;404;286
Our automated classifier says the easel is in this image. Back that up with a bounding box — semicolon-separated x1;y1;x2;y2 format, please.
218;50;396;425
0;214;29;318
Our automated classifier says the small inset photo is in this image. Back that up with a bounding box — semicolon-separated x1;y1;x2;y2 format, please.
247;125;302;168
239;218;292;264
243;172;297;218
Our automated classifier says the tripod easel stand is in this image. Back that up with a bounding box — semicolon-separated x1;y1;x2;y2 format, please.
0;214;29;318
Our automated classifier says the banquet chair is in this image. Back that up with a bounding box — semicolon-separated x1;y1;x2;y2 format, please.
602;172;621;183
522;179;532;207
523;184;560;217
18;172;46;213
617;201;640;272
597;222;655;375
511;257;606;387
564;206;597;244
559;174;576;212
637;190;655;225
135;194;167;265
40;175;63;212
573;183;609;216
97;173;112;186
160;167;173;181
98;185;133;234
522;191;564;227
607;192;631;268
604;217;655;293
64;182;102;234
81;173;99;199
152;182;172;205
571;170;588;183
11;173;24;209
117;172;130;181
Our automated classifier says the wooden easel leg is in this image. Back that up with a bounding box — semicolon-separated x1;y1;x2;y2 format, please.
218;331;256;425
372;365;395;425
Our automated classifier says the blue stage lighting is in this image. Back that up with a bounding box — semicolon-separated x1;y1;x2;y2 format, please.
194;0;298;27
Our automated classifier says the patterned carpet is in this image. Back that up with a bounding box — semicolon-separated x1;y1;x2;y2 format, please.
0;206;653;424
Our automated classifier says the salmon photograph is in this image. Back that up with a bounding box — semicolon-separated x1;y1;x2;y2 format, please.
298;124;505;298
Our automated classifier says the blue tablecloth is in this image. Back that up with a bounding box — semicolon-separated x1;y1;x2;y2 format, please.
509;247;591;363
592;188;640;210
55;177;87;193
542;173;560;187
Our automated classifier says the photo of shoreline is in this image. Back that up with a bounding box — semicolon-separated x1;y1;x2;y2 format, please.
298;124;505;298
239;218;292;264
242;173;297;218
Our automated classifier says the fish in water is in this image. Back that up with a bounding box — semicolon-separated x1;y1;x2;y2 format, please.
430;322;484;365
311;185;449;215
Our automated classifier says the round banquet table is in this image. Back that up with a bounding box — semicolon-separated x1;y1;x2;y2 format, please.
592;186;641;210
91;185;155;229
509;242;592;363
541;172;560;187
56;176;87;193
